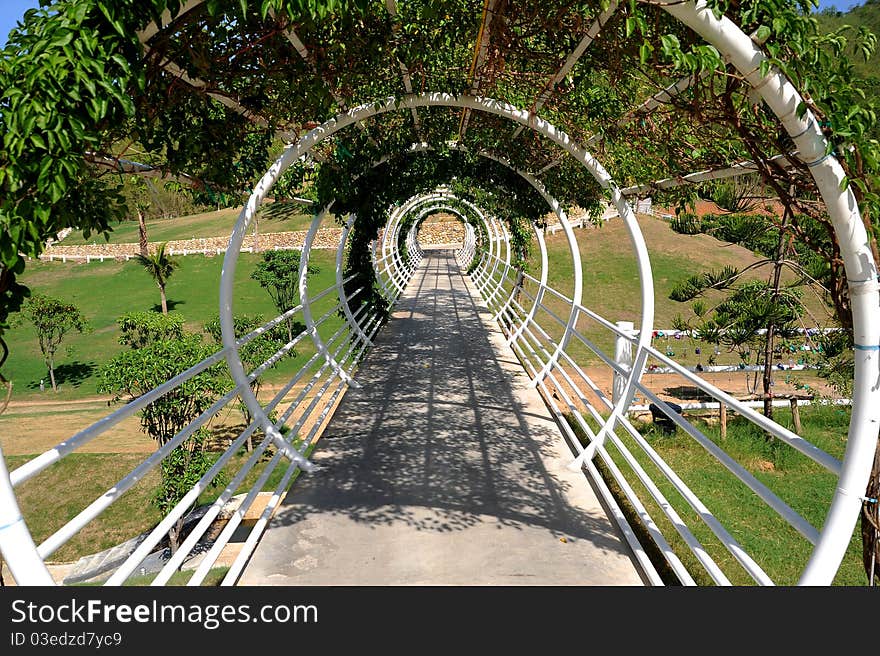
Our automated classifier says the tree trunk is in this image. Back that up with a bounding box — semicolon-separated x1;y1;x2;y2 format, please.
242;383;262;452
513;268;524;306
168;518;182;557
137;209;148;258
762;195;794;419
48;354;57;392
762;324;776;419
159;284;168;315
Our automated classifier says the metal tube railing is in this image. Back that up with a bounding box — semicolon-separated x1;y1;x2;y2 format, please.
494;301;676;584
487;274;809;583
186;312;381;585
12;273;357;489
219;307;384;586
106;303;370;585
149;306;376;583
573;300;841;474
518;282;841;475
515;284;823;547
498;287;750;583
35;279;356;563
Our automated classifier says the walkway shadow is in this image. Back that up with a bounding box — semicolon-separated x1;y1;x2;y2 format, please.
267;252;628;555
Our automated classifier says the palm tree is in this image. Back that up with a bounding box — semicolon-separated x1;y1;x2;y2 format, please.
135;242;179;315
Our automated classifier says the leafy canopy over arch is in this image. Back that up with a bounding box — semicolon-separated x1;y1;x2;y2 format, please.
1;0;878;352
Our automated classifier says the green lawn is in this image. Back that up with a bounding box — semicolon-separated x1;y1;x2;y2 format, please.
7;453;164;564
4;249;345;403
1;239;358;572
569;403;868;585
61;202;318;246
75;567;230;586
6;436;310;569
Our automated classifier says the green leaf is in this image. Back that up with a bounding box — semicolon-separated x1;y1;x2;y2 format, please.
96;2;126;37
754;25;772;43
49;31;73;49
660;34;681;59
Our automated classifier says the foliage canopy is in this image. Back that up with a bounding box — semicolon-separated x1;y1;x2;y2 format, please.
2;0;878;348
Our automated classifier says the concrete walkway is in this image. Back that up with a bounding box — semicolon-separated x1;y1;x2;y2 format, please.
239;250;645;585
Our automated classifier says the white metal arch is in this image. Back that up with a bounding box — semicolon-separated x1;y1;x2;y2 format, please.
405;204;470;257
121;0;873;590
213;87;875;585
663;0;880;588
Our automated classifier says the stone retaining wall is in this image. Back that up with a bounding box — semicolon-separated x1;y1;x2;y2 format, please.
41;222;473;262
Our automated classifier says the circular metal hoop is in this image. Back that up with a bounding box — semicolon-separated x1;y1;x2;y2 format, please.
663;0;880;586
220;88;878;586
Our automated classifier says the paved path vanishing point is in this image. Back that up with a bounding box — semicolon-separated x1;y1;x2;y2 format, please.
239;249;645;586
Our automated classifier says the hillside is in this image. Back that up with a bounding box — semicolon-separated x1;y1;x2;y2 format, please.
536;213;832;323
523;213;835;376
61;202;316;246
815;0;880;82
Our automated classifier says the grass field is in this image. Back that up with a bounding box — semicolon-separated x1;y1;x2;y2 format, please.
2;248;343;404
527;215;835;369
60;202;318;246
1;242;347;573
7;443;297;566
570;404;867;585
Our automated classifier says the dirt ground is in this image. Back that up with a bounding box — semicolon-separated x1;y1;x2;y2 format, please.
0;363;836;459
0;383;346;457
579;365;834;406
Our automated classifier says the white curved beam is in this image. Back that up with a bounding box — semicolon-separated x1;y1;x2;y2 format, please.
300;210;360;388
652;0;880;587
337;215;374;347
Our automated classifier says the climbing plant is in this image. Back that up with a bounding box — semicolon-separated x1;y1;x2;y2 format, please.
3;0;878;350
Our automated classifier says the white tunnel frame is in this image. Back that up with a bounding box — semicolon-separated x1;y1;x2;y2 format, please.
0;1;877;586
216;36;879;584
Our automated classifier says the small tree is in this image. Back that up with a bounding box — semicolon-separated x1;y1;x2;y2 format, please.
672;271;804;418
152;427;216;551
20;293;88;392
251;250;319;341
135;242;179;315
97;334;229;553
117;311;185;349
122;177;153;258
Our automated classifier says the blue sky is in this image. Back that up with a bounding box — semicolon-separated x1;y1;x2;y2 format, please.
1;0;42;47
0;0;871;48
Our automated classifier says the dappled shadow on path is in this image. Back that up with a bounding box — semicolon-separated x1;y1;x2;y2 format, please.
267;252;625;555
